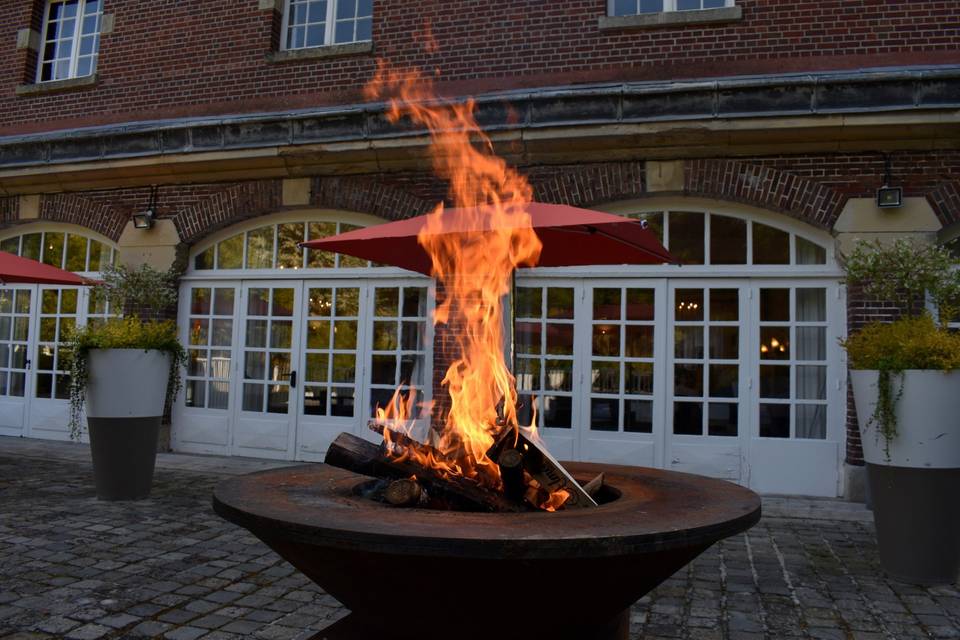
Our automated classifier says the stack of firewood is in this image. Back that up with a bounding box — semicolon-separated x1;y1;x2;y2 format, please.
324;422;602;512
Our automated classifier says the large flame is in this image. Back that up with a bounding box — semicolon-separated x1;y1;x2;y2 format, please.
368;61;543;490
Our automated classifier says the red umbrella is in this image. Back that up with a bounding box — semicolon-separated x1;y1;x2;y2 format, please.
299;203;675;273
0;251;98;286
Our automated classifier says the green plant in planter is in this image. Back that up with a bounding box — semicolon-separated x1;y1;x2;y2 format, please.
63;263;187;440
841;238;960;457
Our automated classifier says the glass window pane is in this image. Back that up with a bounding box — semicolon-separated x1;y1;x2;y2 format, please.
710;216;746;264
334;20;354;43
514;287;543;318
544;359;572;392
272;289;295;317
373;321;398;350
308;288;333;316
710;289;738;321
759;365;789;398
709;364;738;397
41;290;58;314
213;288;235;316
796;404;826;439
375;288;399;316
674;326;703;359
401;321;424;350
673;402;702;435
668;211;704;265
195;247;214;270
593;288;620;320
246;227;275;269
336;288;359;316
355;17;371;40
625;288;654;321
208;381;229;410
515;358;539;392
277;223;305;270
41;232;64;267
760;403;790;438
87;240;104;271
60;289;77;314
305;353;328;382
402;287;427;317
796;365;826;400
760;327;789;360
0;237;19;254
306;320;331;349
515;322;541;355
370;354;395;385
246;319;267;347
625;325;653;358
675;289;703;321
546;288;574;319
65;235;87;271
709;326;738;359
211;319;232;347
796;236;826;265
191;288;211;315
624;399;652;433
753;223;790;265
797;327;825;361
303;387;327;415
612;0;636;15
267;386;290;414
677;0;700;10
306;222;337;267
591;361;619;394
269;352;291;382
639;0;664;12
21;234;41;261
590;398;618;431
217;235;243;269
336;0;356;19
189;319;209;346
674;364;703;396
186;379;205;408
592;324;619;357
330;387;355;417
625;362;653;395
760;288;789;322
708;403;738;437
307;23;326;47
543;396;572;429
333;320;357;349
76;56;92;78
796;288;826;322
546;324;574;355
188;350;207;377
245;352;266;379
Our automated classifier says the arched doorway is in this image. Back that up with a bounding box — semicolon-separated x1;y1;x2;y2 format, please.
0;224;118;440
172;210;434;461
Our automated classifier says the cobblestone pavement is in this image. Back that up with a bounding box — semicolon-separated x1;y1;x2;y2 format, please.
0;448;958;640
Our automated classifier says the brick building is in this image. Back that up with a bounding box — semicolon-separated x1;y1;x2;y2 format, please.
0;0;958;498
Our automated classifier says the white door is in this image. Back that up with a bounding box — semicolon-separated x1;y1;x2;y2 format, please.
747;282;844;496
0;287;34;436
295;282;365;460
27;286;83;441
174;283;240;455
513;281;582;460
579;280;667;467
232;282;301;458
665;282;749;482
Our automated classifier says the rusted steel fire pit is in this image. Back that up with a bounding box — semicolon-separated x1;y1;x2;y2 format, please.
213;461;760;640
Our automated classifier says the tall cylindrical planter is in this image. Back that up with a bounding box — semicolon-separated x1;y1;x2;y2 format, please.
850;369;960;585
86;348;171;501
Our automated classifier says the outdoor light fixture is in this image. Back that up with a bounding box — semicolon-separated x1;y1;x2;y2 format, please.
132;209;155;229
133;185;159;229
877;155;903;209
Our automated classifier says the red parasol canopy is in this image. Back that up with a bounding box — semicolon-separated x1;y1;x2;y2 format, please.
0;251;98;286
299;203;675;274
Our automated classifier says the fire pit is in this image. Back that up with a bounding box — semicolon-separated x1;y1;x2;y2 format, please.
213;461;760;640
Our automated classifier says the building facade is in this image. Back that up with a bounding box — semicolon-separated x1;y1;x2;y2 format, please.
0;0;958;498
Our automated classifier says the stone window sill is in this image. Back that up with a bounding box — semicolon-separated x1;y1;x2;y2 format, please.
16;74;97;97
599;6;742;30
267;40;373;63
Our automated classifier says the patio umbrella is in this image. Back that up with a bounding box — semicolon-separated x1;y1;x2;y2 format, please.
0;251;98;286
299;202;675;274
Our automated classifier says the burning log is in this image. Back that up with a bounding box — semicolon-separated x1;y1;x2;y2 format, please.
325;432;528;513
581;473;605;500
385;478;426;508
515;428;598;510
497;448;525;503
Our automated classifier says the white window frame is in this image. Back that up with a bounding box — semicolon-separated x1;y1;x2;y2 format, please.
280;0;372;51
36;0;102;83
608;0;734;16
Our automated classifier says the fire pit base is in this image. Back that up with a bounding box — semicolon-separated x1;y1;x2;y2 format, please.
213;462;760;640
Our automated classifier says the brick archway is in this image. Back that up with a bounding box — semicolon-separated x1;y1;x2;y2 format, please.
173;180;284;245
40;193;128;241
683;159;846;230
310;176;435;220
928;180;960;226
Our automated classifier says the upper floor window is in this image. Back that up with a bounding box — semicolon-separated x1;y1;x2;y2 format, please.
281;0;372;51
0;229;115;273
37;0;102;82
611;0;730;15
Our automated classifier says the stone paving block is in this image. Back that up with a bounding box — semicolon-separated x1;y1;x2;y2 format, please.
63;623;112;640
164;626;207;640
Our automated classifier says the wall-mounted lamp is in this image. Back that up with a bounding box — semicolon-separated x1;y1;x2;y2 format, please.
133;186;159;229
877;155;903;209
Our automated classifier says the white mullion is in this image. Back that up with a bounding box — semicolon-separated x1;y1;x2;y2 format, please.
280;0;293;50
69;1;83;79
325;0;336;46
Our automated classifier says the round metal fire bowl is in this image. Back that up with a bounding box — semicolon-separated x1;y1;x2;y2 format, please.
213;462;760;640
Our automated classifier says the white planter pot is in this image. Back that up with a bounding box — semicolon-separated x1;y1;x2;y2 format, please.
850;369;960;468
85;348;171;419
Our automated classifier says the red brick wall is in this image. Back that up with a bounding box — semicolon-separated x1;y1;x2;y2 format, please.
2;0;958;135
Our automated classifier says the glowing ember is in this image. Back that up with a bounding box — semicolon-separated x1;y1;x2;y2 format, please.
367;63;578;510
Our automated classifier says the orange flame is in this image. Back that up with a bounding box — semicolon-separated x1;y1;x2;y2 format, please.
368;60;543;490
